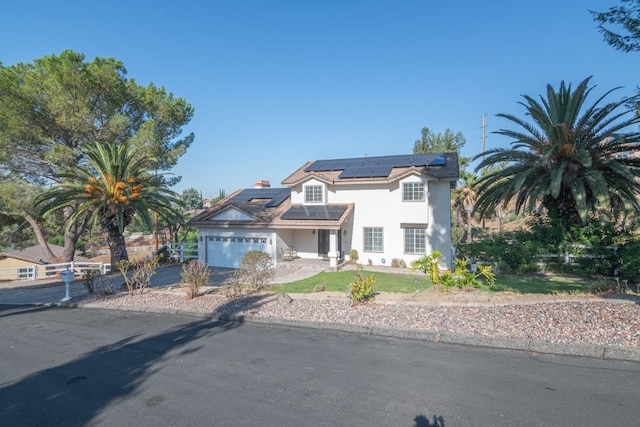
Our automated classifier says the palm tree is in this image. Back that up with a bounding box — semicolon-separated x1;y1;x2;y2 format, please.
453;172;477;243
36;141;183;268
474;77;640;228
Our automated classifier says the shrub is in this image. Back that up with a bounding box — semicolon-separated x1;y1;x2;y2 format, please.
154;245;170;263
181;259;210;298
349;265;375;305
410;251;442;284
349;249;359;264
117;256;159;295
391;258;406;268
82;268;100;293
617;240;640;283
412;252;496;290
235;250;275;290
456;232;548;273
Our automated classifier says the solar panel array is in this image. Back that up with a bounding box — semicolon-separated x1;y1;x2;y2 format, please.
281;205;347;220
227;188;291;207
305;153;446;179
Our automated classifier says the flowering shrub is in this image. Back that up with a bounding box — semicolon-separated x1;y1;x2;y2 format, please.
349;265;375;305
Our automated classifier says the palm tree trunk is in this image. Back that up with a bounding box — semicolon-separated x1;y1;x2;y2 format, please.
107;227;129;270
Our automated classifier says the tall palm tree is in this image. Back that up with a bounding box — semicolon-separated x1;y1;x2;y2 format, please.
453;172;477;243
36;141;184;268
474;77;640;228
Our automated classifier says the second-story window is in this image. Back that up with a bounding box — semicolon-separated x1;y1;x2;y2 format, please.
304;185;323;203
403;182;425;201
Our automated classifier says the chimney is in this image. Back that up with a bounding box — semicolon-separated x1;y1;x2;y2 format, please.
254;180;271;189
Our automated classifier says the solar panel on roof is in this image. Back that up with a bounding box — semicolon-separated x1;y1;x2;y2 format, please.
305;153;447;177
281;205;347;220
228;188;290;207
339;165;392;178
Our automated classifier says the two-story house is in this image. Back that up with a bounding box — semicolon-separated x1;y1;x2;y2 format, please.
188;152;459;270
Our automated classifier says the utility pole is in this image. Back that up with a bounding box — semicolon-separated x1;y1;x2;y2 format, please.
482;114;487;161
481;114;487;229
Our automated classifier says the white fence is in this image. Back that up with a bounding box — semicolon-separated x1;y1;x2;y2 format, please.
0;261;111;281
164;242;199;262
1;242;198;282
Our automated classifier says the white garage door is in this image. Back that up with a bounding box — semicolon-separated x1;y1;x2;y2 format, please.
207;236;268;268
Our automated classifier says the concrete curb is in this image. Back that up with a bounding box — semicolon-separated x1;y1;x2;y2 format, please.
56;300;640;363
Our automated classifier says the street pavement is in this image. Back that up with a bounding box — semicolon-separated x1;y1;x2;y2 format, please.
2;305;640;426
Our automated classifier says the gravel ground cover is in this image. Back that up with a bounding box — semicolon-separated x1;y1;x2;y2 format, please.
72;288;640;349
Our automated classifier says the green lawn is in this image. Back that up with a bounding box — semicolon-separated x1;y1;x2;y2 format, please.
270;269;599;295
489;273;598;294
270;270;428;294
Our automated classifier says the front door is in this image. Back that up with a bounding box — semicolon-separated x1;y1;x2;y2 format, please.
317;229;330;257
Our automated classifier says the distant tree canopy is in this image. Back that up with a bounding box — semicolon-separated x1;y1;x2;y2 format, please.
0;50;194;261
412;127;469;171
592;0;640;52
181;188;203;211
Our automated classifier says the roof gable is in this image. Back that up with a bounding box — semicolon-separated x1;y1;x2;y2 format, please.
207;205;260;222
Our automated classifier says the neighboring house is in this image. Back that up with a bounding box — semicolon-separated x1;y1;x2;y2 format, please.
0;244;89;280
188;153;459;269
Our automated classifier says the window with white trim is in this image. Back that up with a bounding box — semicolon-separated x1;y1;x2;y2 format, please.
404;227;426;254
363;227;383;252
403;182;425;201
304;185;323;203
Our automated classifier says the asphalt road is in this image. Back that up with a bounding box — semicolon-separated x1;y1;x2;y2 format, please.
1;305;639;426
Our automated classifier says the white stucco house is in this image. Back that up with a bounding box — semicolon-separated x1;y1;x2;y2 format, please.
188;153;459;269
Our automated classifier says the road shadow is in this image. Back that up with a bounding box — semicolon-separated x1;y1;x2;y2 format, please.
414;414;445;426
0;304;54;318
0;296;267;426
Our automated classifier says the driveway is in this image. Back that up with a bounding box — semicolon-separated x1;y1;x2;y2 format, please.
0;261;327;306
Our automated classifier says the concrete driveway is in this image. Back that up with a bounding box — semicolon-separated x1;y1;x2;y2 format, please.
0;261;328;306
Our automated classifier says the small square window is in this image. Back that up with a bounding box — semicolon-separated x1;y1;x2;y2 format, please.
403;182;424;201
364;227;383;252
304;185;323;203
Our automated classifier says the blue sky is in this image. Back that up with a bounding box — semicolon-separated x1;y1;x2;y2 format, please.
3;1;639;198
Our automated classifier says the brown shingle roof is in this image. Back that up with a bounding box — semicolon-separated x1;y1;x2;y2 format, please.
0;244;89;264
188;191;353;230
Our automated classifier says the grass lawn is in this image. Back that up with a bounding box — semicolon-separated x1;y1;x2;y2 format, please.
490;272;599;294
270;270;429;294
270;269;600;295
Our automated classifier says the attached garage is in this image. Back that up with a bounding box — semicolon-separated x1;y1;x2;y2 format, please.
206;235;269;268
